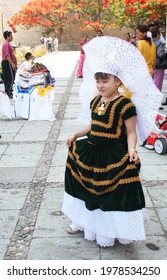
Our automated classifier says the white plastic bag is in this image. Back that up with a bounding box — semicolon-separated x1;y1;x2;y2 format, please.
0;91;12;119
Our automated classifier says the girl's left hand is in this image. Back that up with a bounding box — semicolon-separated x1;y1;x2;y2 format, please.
129;150;138;162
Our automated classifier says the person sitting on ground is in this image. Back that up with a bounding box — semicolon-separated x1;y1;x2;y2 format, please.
14;52;35;85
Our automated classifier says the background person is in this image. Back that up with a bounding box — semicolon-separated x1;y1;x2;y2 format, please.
151;26;167;107
76;34;88;78
40;35;47;48
14;52;35;85
136;24;156;76
53;34;59;53
46;35;53;53
1;30;17;98
124;32;136;99
96;30;103;37
148;21;166;45
124;32;135;45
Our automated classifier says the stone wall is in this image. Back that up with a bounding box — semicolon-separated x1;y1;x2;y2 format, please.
0;0;133;48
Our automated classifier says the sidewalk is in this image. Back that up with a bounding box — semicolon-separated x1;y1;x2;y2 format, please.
0;51;167;260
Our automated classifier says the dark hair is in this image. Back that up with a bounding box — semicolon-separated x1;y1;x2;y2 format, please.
150;26;160;39
25;52;32;60
94;72;120;81
3;30;12;39
96;30;103;34
147;22;155;29
125;32;131;37
136;24;152;45
94;72;111;80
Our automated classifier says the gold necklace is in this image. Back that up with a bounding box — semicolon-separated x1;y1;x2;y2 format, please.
98;94;120;115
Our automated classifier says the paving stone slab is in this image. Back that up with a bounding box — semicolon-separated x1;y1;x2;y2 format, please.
0;120;25;128
0;154;41;168
52;104;59;113
66;104;82;113
33;211;68;238
0;239;9;259
13;133;49;142
140;153;167;165
54;143;68;153
0;144;7;154
156;208;167;232
147;186;167;207
28;237;100;260
0;134;18;142
64;111;82;119
0;167;36;183
0;188;28;209
23;120;53;127
40;187;64;210
140;165;167;181
144;208;164;235
19;127;52;134
51;153;67;167
68;96;81;104
0;210;20;238
138;147;152;154
100;236;167;260
54;88;65;95
71;86;80;94
143;187;153;208
61;119;85;126
4;143;45;155
47;166;65;183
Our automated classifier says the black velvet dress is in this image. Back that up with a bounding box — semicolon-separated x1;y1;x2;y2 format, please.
65;95;145;212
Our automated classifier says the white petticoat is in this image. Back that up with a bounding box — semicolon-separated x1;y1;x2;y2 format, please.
62;192;145;247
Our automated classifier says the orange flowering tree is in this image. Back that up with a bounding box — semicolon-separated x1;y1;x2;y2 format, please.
69;0;124;31
119;0;167;29
7;0;167;41
7;0;69;43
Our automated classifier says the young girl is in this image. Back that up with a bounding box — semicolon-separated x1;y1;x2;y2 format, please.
62;36;162;247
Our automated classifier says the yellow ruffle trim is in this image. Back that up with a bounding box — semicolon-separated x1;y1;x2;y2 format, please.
35;86;53;97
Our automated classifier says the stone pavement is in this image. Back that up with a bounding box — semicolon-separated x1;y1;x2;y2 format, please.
0;51;167;260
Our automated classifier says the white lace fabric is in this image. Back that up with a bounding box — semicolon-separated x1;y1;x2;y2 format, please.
78;36;162;143
62;192;145;247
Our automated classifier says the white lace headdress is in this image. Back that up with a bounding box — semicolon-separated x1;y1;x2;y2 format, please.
79;36;162;143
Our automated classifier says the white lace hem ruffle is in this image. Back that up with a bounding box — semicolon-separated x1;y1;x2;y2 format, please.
62;192;145;247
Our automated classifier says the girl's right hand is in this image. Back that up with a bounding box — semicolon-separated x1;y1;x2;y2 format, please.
66;134;76;147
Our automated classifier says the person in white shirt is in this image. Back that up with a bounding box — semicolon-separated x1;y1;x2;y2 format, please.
53;35;58;53
14;52;34;85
